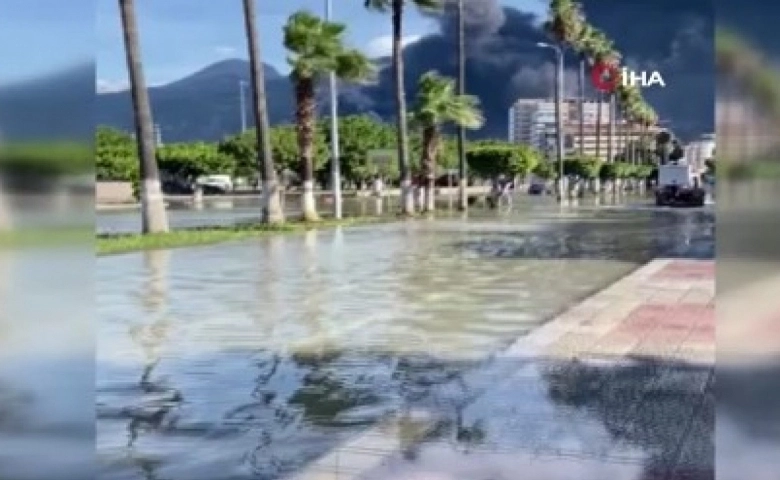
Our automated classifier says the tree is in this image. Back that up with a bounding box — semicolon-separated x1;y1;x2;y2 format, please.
242;0;284;224
364;0;441;215
320;115;398;185
466;144;540;179
409;71;484;212
578;27;618;161
283;11;374;221
546;0;586;155
118;0;169;233
96;126;138;181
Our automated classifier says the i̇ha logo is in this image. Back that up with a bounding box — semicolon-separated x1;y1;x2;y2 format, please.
591;61;666;92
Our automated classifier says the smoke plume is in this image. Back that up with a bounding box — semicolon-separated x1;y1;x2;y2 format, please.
352;0;714;140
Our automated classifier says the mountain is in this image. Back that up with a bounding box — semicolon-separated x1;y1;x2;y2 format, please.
97;0;715;143
97;59;293;142
0;63;94;142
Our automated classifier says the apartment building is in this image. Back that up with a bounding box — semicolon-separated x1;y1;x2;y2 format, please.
508;98;612;152
539;122;662;161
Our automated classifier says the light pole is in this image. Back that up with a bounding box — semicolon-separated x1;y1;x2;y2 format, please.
239;80;247;132
537;42;565;202
456;0;467;211
325;0;342;219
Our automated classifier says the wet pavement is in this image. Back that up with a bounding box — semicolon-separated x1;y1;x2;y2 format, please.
351;258;714;480
96;201;715;480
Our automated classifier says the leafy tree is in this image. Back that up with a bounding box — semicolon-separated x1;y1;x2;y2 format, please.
564;156;601;178
319;115;398;185
96;126;138;181
284;10;373;221
466;144;540;179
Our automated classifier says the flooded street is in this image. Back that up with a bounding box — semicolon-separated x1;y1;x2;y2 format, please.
96;200;714;480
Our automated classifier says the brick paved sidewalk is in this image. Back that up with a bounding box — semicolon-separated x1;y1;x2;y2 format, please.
504;258;715;365
288;259;716;480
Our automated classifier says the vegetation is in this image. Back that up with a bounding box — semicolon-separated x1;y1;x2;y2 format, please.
546;0;659;164
364;0;442;215
410;71;484;211
98;117;479;187
283;11;374;221
119;0;169;233
242;0;284;224
97;217;387;255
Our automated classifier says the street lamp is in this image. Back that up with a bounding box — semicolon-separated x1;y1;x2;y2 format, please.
536;41;565;201
238;80;247;132
325;0;343;219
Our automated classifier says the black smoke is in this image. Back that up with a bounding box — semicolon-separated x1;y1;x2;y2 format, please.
351;0;714;141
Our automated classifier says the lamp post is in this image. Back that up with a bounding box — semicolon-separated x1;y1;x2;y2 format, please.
456;0;467;211
537;42;565;202
239;80;247;132
325;0;342;219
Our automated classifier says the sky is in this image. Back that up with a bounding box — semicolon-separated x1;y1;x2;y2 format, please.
0;0;94;86
94;0;546;92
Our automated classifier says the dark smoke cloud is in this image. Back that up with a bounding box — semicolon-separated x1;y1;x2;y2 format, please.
348;0;713;140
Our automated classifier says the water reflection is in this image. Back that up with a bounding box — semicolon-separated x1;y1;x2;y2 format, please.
97;207;714;479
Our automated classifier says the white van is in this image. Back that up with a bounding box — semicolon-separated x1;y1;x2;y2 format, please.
197;175;233;193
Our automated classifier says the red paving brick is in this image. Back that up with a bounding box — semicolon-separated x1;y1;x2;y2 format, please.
652;261;715;281
534;259;715;362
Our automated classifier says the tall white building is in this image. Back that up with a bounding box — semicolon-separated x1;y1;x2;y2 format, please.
684;133;715;173
508;98;612;151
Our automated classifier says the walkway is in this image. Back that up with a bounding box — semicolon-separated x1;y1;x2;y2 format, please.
287;258;715;480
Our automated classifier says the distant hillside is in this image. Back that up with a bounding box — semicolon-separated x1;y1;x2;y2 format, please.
0;63;94;142
96;59;377;143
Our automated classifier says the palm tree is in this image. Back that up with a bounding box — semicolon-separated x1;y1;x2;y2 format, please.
242;0;284;224
283;11;374;222
364;0;441;215
579;27;617;162
118;0;169;233
410;71;484;212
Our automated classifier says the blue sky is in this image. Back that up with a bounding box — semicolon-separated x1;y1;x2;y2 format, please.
0;0;93;86
95;0;545;92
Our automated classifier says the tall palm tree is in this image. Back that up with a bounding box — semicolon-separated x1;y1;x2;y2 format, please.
118;0;168;233
579;27;617;162
283;11;373;222
364;0;441;216
242;0;284;224
410;71;484;212
545;0;585;160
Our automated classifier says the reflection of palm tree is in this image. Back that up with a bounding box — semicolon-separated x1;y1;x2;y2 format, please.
131;249;171;389
126;250;182;448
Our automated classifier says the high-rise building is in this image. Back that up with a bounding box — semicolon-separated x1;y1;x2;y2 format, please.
508;98;612;152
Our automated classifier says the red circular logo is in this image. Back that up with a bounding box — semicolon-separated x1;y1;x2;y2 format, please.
591;61;620;92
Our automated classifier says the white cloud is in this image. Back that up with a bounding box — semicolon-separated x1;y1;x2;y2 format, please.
96;78;128;93
365;34;422;58
213;45;238;57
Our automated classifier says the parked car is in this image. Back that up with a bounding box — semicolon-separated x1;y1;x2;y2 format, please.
196;175;233;194
528;183;545;195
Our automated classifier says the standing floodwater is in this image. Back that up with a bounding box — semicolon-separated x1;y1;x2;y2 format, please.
97;204;713;480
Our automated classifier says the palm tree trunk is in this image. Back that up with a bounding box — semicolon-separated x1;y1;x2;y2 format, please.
456;0;467;211
422;126;439;212
119;0;168;234
607;93;615;163
242;0;284;224
294;76;320;222
392;0;414;215
595;92;602;160
578;56;585;157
